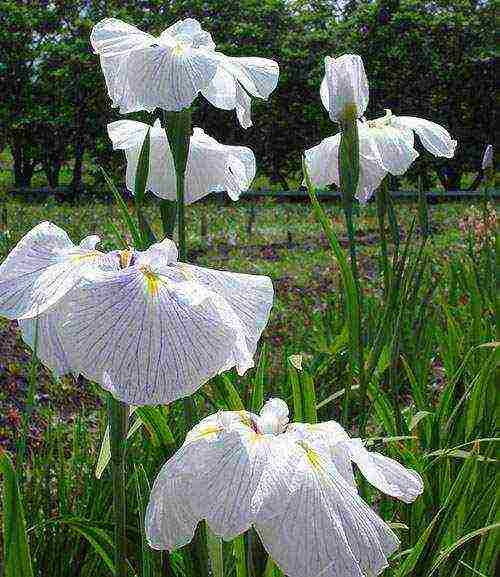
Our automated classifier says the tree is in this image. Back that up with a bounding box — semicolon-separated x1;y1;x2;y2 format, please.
331;0;497;189
0;0;495;192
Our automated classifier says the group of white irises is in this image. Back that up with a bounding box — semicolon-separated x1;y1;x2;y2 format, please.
0;15;459;577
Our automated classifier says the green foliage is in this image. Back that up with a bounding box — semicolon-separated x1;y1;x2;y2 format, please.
0;452;34;577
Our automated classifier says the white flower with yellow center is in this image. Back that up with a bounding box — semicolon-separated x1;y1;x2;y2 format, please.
306;55;457;202
90;18;279;127
107;119;256;203
146;398;424;577
0;223;273;404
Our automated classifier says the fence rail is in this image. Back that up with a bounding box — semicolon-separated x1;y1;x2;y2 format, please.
5;186;499;202
241;189;499;201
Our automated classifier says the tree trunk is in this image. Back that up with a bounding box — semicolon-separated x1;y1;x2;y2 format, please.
44;158;61;189
11;139;36;188
12;140;35;188
72;138;85;195
12;141;23;188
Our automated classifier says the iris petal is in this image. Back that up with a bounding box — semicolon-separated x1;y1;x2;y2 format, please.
61;257;271;405
0;222;112;320
256;448;399;577
347;439;424;504
390;116;457;158
107;120;255;203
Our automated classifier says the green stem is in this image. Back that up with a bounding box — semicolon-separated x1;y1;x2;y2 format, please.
343;207;359;292
108;396;128;577
163;109;192;260
339;110;360;294
338;108;366;429
376;180;390;296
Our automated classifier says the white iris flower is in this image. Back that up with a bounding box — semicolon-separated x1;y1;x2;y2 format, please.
146;398;423;577
306;56;457;202
107;119;256;203
320;54;369;122
0;223;273;404
90;18;279;127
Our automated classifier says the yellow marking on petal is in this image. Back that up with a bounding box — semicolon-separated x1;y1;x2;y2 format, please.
190;425;223;442
305;448;322;470
237;411;263;436
297;440;323;470
238;411;252;427
72;251;100;262
140;266;162;296
172;42;186;56
118;250;133;269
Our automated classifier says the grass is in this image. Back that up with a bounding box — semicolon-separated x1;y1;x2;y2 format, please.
0;191;498;576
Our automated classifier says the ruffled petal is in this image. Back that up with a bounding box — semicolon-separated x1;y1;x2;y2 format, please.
194;433;294;539
218;55;279;99
18;298;76;379
119;45;219;113
356;130;388;203
223;145;256;200
389;116;457;158
304;130;387;202
108;119;176;200
0;222;113;320
109;121;254;202
202;55;278;128
346;439;424;504
175;263;273;359
91;19;157;113
107;119;151;150
255;445;399;577
368;125;418;175
201;67;237;110
161;18;215;50
235;82;253;128
324;54;369;121
186;128;255;203
146;413;230;550
146;412;302;545
90;18;155;56
201;67;254;128
320;76;329;111
139;238;179;268
60;257;263;404
92;18;219;114
288;421;355;488
304;133;341;188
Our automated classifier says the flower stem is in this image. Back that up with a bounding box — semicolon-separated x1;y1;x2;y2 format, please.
376;180;390;296
108;395;128;577
338;108;366;428
163;109;192;260
339;105;361;294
